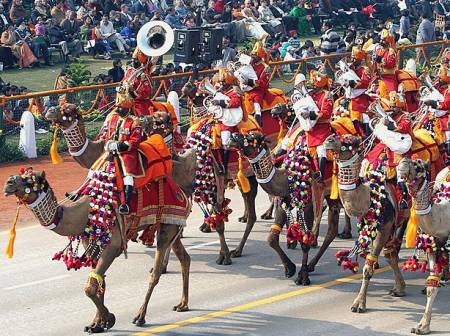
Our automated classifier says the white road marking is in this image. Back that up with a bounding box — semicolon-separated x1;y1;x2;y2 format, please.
3;274;70;291
186;240;220;251
0;224;40;236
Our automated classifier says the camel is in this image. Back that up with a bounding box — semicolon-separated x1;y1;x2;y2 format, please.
323;134;406;313
397;158;450;335
4;169;190;332
44;106;246;265
229;130;349;285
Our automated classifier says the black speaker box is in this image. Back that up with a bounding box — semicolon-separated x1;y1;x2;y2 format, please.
174;29;201;64
200;27;224;62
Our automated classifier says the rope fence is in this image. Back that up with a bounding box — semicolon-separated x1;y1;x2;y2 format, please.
1;39;450;159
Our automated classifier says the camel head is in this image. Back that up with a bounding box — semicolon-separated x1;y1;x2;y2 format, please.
142;111;173;138
3;168;49;205
229;131;269;159
323;134;361;160
271;103;295;126
396;158;428;186
45;103;80;129
182;80;198;99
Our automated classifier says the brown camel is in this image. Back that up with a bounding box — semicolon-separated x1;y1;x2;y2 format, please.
44;106;248;264
4;170;190;332
229;130;347;285
323;134;406;313
397;158;450;335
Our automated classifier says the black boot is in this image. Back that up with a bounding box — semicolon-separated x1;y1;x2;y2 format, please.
255;114;262;127
222;149;230;177
119;185;133;215
363;123;372;137
446;142;450;166
398;181;409;210
314;157;327;183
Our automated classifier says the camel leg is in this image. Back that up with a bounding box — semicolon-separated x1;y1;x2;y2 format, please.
295;205;315;286
308;198;340;273
84;232;122;333
238;191;249;223
231;176;258;258
338;214;353;239
261;196;274;220
384;234;406;297
215;219;232;265
351;215;395;313
267;206;296;278
132;224;180;327
171;234;191;312
411;253;440;335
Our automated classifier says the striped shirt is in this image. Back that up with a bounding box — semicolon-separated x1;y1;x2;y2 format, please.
320;29;344;55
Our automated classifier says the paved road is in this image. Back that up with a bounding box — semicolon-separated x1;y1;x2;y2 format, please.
1;188;449;336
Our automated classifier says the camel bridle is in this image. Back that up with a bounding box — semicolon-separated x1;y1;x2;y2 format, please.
61;119;89;156
246;147;275;184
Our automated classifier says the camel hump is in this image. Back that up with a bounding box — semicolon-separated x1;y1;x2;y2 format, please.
134;134;173;189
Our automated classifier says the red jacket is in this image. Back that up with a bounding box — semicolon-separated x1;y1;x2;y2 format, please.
123;67;153;116
306;90;333;147
223;87;241;108
354;66;371;90
248;61;269;104
99;111;144;177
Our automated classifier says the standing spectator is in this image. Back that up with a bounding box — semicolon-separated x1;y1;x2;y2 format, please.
419;0;433;19
221;35;236;67
51;2;65;25
108;59;125;82
99;14;128;54
60;11;83;59
415;13;435;44
399;10;410;38
165;7;184;28
9;0;26;25
320;20;344;55
0;4;10;32
1;25;37;68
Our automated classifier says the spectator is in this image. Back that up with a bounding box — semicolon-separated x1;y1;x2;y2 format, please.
91;20;112;59
288;0;310;35
269;0;298;33
32;0;51;22
287;29;301;52
131;0;153;17
304;0;320;34
242;0;269;42
80;16;93;41
434;0;450;16
320;20;344;55
108;59;125;82
120;4;133;25
416;13;435;44
258;0;283;36
175;0;190;17
99;14;128;54
0;4;11;32
1;24;37;68
104;0;120;14
32;16;52;66
165;7;184;28
221;35;236;67
120;21;137;48
60;11;83;60
111;11;123;31
399;10;410;38
9;0;26;25
420;0;433;19
51;2;66;25
130;14;142;34
77;5;87;21
204;0;221;24
284;46;300;72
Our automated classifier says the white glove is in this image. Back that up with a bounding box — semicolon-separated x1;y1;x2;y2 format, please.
105;140;118;152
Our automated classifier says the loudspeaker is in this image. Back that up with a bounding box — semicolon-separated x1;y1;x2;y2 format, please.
174;28;201;64
200;27;224;62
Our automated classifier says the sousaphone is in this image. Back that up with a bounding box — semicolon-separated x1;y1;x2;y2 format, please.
137;20;175;57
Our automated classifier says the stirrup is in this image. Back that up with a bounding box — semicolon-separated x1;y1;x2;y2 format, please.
399;199;408;210
313;171;323;183
119;204;130;215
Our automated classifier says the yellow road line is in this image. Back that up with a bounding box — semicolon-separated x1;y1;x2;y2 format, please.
133;265;391;335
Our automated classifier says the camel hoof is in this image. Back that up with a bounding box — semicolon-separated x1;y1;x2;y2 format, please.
411;325;430;335
287;240;297;249
216;254;232;265
310;240;319;248
389;288;406;297
173;303;189;312
199;223;212;233
285;262;296;278
337;232;353;239
103;313;116;330
84;324;104;334
260;214;273;220
230;249;242;258
294;269;311;286
238;216;247;223
350;302;366;313
132;316;146;327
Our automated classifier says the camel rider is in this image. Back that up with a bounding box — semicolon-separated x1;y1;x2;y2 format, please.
345;46;373;136
423;59;450;165
367;92;412;209
122;48;159;117
99;96;144;215
245;43;270;127
375;29;398;94
397;59;420;113
304;70;333;183
211;69;243;176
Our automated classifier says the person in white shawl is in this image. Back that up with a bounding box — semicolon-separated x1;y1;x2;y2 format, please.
242;0;269;42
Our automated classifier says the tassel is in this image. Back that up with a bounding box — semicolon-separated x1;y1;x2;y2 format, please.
378;79;388;99
237;154;251;193
5;206;20;258
212;125;220;148
405;207;419;248
50;126;64;164
276;120;285;146
330;160;339;200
